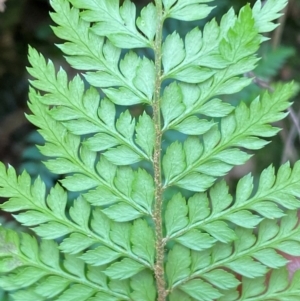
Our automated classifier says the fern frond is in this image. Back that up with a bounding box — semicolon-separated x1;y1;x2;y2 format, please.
26;88;156;221
252;0;288;33
69;0;152;48
50;0;153;105
0;228;150;300
162;5;259;83
0;164;154;271
165;161;300;251
163;0;215;21
166;211;300;300
163;83;294;192
237;268;300;300
27;48;153;164
0;0;298;300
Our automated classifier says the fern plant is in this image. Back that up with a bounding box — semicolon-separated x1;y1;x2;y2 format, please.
1;0;300;300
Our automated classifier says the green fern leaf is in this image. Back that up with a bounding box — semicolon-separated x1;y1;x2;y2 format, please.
164;0;215;21
252;0;288;33
0;0;299;300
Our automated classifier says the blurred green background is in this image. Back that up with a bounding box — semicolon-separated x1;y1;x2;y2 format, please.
0;1;300;298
